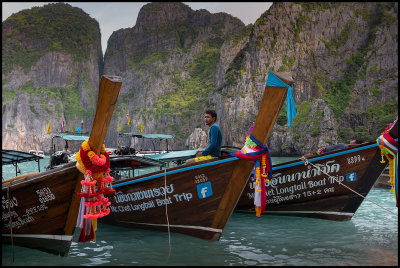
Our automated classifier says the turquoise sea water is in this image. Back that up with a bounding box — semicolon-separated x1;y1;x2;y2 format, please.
2;157;398;266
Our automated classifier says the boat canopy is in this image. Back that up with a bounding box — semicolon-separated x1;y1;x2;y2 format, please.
51;133;89;141
148;146;240;161
119;133;173;139
149;149;200;161
2;150;43;165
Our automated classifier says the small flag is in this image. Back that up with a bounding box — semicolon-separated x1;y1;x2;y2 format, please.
61;117;65;132
46;123;52;133
77;125;81;133
117;124;120;132
126;112;130;126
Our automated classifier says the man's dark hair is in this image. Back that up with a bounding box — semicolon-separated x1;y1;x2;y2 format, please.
354;139;364;144
205;110;217;120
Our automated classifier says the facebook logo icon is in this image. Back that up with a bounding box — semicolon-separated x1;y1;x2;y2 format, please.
346;172;357;182
197;181;213;199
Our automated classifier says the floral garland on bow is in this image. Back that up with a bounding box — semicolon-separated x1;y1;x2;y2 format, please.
75;140;115;242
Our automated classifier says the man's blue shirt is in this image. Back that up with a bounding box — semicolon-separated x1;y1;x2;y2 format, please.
202;123;222;157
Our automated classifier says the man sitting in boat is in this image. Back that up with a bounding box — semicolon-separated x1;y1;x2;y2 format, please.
186;110;222;164
303;139;365;158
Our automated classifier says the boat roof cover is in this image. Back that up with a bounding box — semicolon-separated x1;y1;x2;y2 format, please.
149;149;200;161
148;146;240;161
2;150;43;165
119;133;173;139
51;133;89;141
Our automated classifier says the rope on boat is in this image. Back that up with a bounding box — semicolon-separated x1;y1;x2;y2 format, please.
7;183;15;264
300;156;398;217
164;167;172;264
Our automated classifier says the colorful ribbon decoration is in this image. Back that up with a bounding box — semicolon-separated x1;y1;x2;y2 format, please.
266;72;297;127
232;133;272;217
75;140;116;242
376;119;398;207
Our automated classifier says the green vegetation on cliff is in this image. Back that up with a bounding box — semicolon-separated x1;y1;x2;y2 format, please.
152;47;220;140
320;2;397;127
225;43;249;86
3;80;91;124
2;3;99;74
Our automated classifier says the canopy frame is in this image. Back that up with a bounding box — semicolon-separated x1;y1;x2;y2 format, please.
2;150;43;177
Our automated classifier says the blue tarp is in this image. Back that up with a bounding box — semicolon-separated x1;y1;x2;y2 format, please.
120;133;173;139
148;149;201;161
51;133;89;141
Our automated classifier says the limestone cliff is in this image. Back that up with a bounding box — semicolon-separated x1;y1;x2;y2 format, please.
2;3;103;152
103;2;398;155
103;2;246;149
242;2;398;154
2;2;398;156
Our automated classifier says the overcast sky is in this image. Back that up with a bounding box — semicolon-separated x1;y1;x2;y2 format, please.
2;2;273;55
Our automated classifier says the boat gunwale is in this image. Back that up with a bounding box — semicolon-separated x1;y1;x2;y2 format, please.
272;142;379;171
2;162;77;190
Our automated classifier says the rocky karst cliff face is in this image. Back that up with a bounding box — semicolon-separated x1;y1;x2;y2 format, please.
103;2;247;148
244;2;398;154
2;2;398;156
104;2;398;155
2;3;103;152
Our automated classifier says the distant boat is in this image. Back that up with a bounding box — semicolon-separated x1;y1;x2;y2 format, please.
2;75;122;256
100;71;291;240
109;154;165;181
28;150;45;158
46;133;90;169
116;133;173;156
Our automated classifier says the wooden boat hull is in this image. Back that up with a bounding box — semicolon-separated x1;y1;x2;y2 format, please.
235;142;387;220
2;75;122;256
2;162;79;256
100;81;289;240
101;157;240;240
99;72;292;239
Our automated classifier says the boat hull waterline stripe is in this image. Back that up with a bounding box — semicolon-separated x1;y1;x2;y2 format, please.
2;234;73;241
261;211;354;216
114;144;376;188
119;221;222;233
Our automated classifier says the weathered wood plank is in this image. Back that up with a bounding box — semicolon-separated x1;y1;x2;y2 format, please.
211;85;288;229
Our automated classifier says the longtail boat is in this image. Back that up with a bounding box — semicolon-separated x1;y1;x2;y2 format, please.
46;133;90;169
151;141;397;221
116;133;173;157
236;120;398;220
100;71;291;240
2;75;122;256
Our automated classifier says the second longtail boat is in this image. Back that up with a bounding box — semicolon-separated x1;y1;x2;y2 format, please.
100;71;293;240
